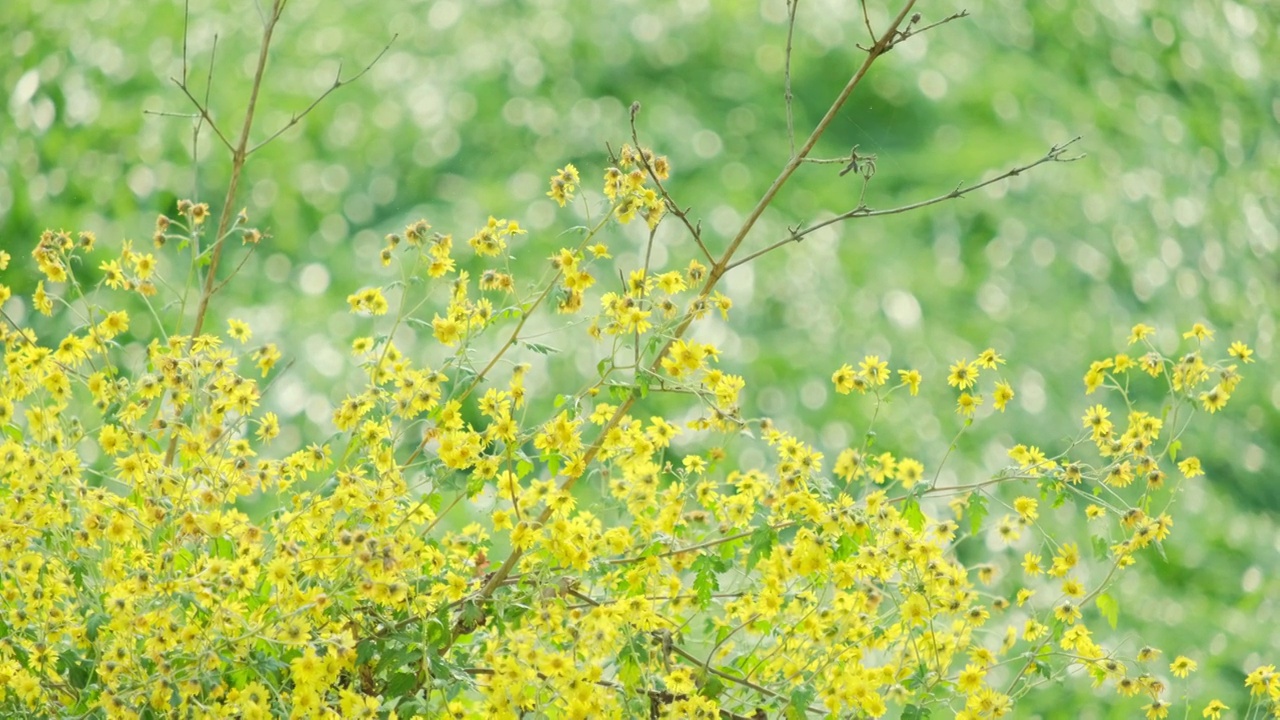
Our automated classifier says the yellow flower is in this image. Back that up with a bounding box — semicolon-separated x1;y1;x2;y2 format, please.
832;364;858;394
993;380;1014;410
1022;552;1042;577
1182;323;1213;341
1169;655;1197;678
1228;341;1254;363
976;348;1005;368
898;368;922;395
1201;699;1228;719
947;359;979;389
227;318;252;343
957;664;986;694
1143;699;1170;719
1128;323;1156;344
956;392;983;417
859;355;889;386
1177;457;1203;478
547;164;580;207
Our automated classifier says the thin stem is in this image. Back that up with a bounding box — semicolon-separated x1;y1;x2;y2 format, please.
629;107;713;263
247;36;396;156
783;0;799;159
724;136;1084;273
447;0;921;648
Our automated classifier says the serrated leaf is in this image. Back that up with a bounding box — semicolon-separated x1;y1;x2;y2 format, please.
1095;593;1119;629
523;341;560;355
788;685;817;716
746;526;777;569
692;554;723;606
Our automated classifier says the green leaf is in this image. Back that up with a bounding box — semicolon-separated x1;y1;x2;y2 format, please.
1090;535;1110;561
966;493;989;536
700;675;725;700
522;341;560;355
901;704;931;720
553;394;567;408
385;671;419;698
787;685;817;718
691;554;724;607
1095;593;1119;629
1168;440;1181;463
425;493;443;512
833;532;860;561
902;498;926;533
356;639;377;666
746;526;777;569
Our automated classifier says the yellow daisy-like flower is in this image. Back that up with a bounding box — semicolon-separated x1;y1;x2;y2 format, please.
1182;323;1213;341
947;359;979;389
1128;323;1156;344
1201;699;1228;719
898;368;922;396
1169;655;1197;678
956;392;983;417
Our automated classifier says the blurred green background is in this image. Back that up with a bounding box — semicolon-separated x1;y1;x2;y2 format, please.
3;0;1277;714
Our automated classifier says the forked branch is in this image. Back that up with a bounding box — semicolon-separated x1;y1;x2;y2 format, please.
725;136;1084;272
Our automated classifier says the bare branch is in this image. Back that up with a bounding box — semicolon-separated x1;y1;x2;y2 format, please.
857;9;969;53
627;102;714;263
170;81;235;152
910;10;970;41
724;136;1084;272
143;110;200;119
449;0;925;654
859;0;876;45
247;35;397;156
783;0;799;159
181;0;190;85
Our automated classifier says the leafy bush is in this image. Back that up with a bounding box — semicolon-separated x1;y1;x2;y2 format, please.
0;2;1271;719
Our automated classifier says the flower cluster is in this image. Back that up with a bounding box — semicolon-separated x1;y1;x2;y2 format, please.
0;147;1264;720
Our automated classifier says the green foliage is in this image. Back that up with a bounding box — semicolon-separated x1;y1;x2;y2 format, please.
0;1;1276;719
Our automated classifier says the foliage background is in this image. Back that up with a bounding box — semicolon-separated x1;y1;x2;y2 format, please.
2;0;1277;714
